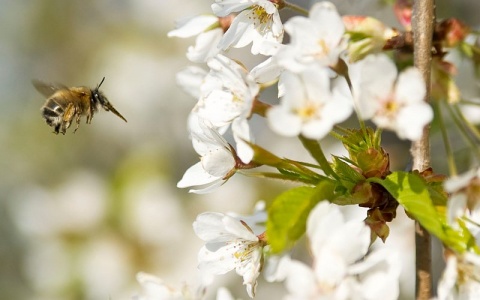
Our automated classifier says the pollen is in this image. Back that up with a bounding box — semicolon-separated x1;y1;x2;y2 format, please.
248;5;274;35
295;102;320;120
251;5;272;24
385;100;398;113
315;39;330;59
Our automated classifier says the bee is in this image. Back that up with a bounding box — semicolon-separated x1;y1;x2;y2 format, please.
32;77;127;134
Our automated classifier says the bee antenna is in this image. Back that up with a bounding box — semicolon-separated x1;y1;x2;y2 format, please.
96;77;106;90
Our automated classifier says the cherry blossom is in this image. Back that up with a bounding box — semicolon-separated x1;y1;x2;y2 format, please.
177;114;237;194
267;65;352;139
134;272;235;300
193;210;267;298
195;54;259;163
437;253;480;300
349;53;433;141
274;1;346;72
212;0;284;55
275;202;401;300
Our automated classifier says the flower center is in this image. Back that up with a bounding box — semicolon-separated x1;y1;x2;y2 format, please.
295;101;320;120
249;5;274;35
251;5;272;25
316;39;330;58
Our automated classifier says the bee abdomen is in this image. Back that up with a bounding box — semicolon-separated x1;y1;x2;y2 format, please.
42;98;64;115
41;98;65;133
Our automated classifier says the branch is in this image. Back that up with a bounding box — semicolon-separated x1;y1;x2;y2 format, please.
411;0;435;299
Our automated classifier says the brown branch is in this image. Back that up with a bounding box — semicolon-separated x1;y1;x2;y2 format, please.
411;0;435;299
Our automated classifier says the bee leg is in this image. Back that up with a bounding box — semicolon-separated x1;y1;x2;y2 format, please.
86;109;94;124
62;103;76;134
73;114;82;133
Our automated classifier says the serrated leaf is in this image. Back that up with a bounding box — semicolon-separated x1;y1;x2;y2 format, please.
267;181;335;253
372;171;467;252
331;156;365;189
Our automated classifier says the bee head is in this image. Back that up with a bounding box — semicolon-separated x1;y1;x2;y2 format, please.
91;77;127;122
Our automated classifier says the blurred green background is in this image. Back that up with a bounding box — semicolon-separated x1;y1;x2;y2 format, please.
1;0;480;299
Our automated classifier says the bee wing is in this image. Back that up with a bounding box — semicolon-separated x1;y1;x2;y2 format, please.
32;80;68;97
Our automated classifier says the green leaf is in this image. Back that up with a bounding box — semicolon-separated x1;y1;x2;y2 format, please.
371;171;467;252
267;181;336;253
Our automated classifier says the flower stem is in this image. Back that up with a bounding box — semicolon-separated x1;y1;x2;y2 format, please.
411;0;435;298
283;1;309;16
452;103;480;145
252;98;271;118
434;102;457;176
239;171;322;185
298;135;340;181
448;103;480;164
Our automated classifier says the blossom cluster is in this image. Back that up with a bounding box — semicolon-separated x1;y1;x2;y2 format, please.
136;0;480;299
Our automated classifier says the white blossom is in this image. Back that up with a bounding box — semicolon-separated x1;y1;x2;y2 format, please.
275;1;346;72
277;202;400;300
212;0;283;55
267;66;352;139
349;53;433;141
437;253;480;300
134;272;192;300
193;211;267;298
134;272;236;300
444;168;480;242
177;114;236;194
195;54;259;163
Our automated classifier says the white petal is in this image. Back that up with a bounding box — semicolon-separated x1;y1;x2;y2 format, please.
267;106;302;137
232;118;254;163
198;245;237;275
189;179;225;194
250;56;284;84
168;15;219;38
394;67;426;105
280;71;305;107
187;29;223;63
395;103;433;140
222;214;258;242
283;259;317;297
314;247;349;286
350;250;401;300
212;2;251;17
309;1;345;49
447;193;468;224
176;66;207;99
263;255;291;282
218;12;255;50
324;221;370;265
437;256;458;300
177;162;222;188
236;246;262;297
307;201;345;254
444;169;477;193
135;272;186;299
201;148;235;177
194;212;240;243
350;54;397;119
300;118;333;140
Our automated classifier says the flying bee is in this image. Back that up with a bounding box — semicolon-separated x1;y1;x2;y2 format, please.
32;77;127;134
